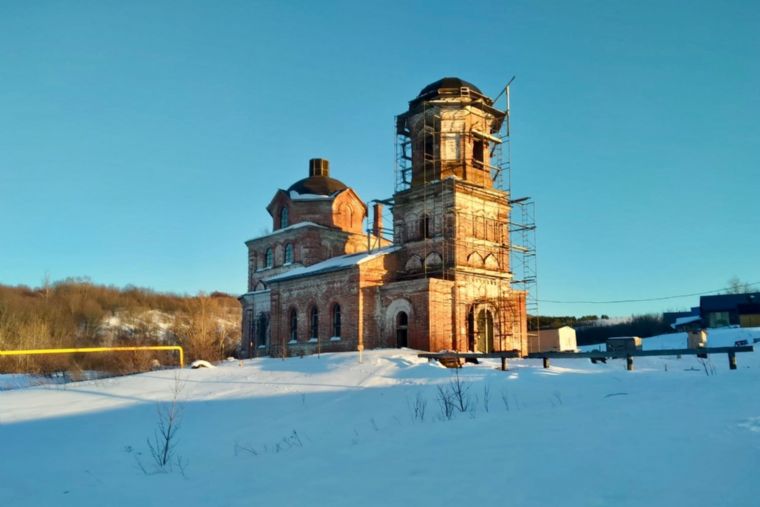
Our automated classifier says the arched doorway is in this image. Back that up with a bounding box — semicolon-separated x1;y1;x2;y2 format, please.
396;312;408;348
476;309;494;352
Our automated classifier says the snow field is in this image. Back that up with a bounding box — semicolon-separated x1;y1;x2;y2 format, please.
1;329;759;506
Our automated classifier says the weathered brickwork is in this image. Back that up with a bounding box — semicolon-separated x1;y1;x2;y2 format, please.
240;78;528;358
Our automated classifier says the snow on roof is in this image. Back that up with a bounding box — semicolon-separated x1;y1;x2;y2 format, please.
289;190;334;201
267;246;400;283
672;315;702;328
246;221;328;243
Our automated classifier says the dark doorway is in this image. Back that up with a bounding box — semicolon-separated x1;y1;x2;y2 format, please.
396;312;408;348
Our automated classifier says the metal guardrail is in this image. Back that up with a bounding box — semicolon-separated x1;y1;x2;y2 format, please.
419;345;754;371
0;346;185;368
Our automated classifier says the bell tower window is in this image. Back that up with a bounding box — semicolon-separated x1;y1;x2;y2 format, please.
473;139;484;169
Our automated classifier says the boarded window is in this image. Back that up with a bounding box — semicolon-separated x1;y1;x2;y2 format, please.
442;134;461;160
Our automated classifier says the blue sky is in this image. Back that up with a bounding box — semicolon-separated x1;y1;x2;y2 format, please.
1;0;758;317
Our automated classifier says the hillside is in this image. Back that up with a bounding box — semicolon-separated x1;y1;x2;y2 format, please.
0;280;241;374
2;327;759;506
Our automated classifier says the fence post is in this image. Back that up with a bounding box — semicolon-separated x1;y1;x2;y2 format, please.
728;351;737;370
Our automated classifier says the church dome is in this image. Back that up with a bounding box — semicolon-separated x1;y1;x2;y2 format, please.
417;77;483;97
287;158;348;196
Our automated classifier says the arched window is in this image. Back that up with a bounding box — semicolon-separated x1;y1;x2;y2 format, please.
289;308;298;341
265;248;273;268
284;243;294;264
280;207;289;229
310;306;319;339
332;304;341;338
256;313;268;347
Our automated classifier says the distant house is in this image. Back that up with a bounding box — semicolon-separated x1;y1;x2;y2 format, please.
700;293;760;328
529;326;577;353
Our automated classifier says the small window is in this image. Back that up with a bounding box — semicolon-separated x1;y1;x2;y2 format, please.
420;214;432;239
265;248;273;268
280;207;289;229
332;304;341;337
473;139;484;168
289;309;298;341
310;306;319;339
284;244;294;264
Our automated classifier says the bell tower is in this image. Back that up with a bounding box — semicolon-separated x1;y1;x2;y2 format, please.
389;77;527;355
396;77;506;189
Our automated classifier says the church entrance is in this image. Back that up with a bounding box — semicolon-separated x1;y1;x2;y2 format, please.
396;311;408;348
476;309;494;352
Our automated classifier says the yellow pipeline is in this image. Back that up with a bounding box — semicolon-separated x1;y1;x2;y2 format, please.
0;346;184;368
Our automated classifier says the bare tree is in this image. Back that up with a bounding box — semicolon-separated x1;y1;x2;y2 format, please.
726;277;752;294
139;374;187;475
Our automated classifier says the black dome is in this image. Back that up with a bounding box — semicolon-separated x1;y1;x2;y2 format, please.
417;77;483;97
288;176;348;196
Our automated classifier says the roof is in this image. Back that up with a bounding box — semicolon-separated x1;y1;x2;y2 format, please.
409;77;490;109
245;221;327;244
701;293;760;312
287;175;348;196
418;77;483;97
672;315;702;328
267;246;400;283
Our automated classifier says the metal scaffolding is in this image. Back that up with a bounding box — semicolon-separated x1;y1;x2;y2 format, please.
391;79;538;353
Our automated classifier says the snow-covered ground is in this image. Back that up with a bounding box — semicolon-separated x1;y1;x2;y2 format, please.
2;329;760;506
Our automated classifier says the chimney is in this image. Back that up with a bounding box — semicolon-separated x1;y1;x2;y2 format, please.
309;158;329;177
372;203;383;237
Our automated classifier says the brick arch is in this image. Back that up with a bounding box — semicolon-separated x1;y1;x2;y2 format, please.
384;298;413;347
483;253;499;270
467;301;500;352
424;252;443;268
405;254;423;272
467;251;484;267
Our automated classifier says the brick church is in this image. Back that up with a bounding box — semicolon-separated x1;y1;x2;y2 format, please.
240;78;528;357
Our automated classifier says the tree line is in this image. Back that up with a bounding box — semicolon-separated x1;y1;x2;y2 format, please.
0;278;241;375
